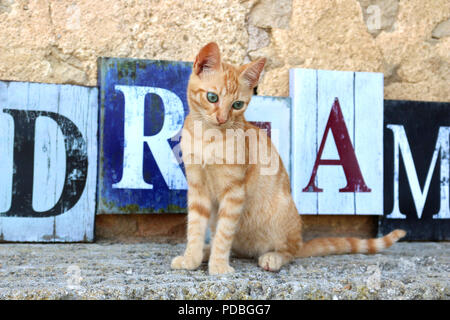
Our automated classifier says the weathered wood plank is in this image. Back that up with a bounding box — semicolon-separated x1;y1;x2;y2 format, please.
0;82;13;214
0;82;12;240
289;68;318;214
54;85;98;242
354;72;384;215
1;82;55;241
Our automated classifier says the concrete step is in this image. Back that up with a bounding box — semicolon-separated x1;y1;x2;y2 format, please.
0;242;448;299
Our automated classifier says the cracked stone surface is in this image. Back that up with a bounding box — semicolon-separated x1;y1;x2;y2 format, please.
0;0;256;86
0;0;448;102
257;0;450;102
0;242;448;299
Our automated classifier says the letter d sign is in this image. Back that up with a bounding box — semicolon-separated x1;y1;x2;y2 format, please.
0;81;98;242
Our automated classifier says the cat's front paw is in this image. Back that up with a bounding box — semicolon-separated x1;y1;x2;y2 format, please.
171;255;202;270
208;262;235;275
258;252;283;272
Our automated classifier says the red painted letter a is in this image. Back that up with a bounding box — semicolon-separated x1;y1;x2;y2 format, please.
303;98;371;193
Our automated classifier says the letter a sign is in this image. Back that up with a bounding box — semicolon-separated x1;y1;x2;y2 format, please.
290;69;383;215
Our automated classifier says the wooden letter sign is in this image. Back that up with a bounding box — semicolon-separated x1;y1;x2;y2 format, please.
290;69;384;215
97;58;192;214
0;81;98;242
381;100;450;240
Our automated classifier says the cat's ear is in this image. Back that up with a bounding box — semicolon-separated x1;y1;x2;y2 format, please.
193;42;221;76
239;58;266;88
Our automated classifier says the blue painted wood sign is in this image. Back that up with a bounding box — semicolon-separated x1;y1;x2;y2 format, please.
380;100;450;240
290;69;384;215
97;57;292;214
98;58;191;214
0;81;98;242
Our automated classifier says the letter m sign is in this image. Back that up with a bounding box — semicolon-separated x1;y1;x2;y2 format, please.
290;69;383;215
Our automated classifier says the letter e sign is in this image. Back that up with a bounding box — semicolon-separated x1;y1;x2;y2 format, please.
289;69;383;215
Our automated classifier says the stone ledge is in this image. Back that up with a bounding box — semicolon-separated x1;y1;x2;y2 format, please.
0;242;448;299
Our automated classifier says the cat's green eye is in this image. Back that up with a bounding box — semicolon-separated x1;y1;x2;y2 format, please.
207;92;219;103
232;101;244;110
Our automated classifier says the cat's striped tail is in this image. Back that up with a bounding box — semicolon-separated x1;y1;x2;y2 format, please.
296;229;406;258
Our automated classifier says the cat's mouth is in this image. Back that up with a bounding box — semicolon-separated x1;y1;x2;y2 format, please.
216;120;229;126
214;121;229;128
203;114;232;128
216;117;228;125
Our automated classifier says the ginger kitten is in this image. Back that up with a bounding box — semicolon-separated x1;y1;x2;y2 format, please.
171;42;406;275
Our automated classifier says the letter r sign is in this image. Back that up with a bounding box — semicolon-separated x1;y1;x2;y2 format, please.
97;58;192;214
290;69;384;215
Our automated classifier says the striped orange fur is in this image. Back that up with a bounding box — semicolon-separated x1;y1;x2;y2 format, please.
171;42;406;275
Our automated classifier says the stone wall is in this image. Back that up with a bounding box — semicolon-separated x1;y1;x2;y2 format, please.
1;0;448;101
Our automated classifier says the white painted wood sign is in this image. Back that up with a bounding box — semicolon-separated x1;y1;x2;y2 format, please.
290;69;383;215
245;95;291;175
0;81;98;242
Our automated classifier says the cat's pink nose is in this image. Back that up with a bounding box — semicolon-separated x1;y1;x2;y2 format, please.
216;115;227;125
